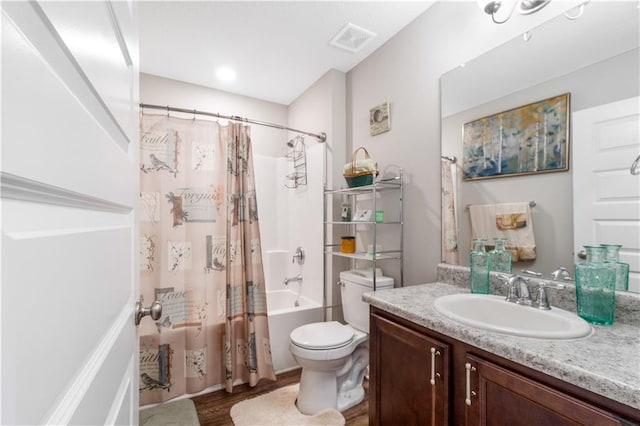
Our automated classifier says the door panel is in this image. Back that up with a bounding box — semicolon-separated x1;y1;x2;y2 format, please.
466;355;621;426
370;313;449;426
38;1;135;142
2;5;136;205
573;97;640;292
1;1;139;424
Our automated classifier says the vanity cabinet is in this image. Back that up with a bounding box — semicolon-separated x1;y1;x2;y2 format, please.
370;307;640;426
369;312;449;425
465;355;622;426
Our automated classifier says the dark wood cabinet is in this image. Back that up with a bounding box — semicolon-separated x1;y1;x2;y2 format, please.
369;306;640;426
465;354;622;426
369;312;449;425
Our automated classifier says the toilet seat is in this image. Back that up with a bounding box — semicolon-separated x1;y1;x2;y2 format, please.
290;321;354;350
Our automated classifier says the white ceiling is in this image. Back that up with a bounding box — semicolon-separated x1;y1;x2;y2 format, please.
139;1;434;105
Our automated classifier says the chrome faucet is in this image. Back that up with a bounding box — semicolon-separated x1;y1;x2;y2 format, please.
500;271;566;310
502;274;531;305
498;274;531;306
550;267;573;282
283;274;302;285
533;281;565;310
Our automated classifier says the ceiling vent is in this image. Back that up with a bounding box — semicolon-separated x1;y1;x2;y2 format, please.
329;23;376;53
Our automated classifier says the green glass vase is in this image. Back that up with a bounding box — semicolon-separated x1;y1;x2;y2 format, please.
470;239;490;294
489;237;512;273
600;244;629;291
574;245;616;325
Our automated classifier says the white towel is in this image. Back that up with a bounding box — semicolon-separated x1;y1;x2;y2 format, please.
343;158;378;174
469;202;536;261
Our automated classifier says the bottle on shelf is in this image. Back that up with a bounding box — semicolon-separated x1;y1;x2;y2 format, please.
341;194;351;222
470;239;490;294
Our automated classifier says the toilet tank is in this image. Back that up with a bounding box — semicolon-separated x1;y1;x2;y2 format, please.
339;268;394;333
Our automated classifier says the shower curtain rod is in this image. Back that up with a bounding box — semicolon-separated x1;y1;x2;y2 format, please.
140;103;327;142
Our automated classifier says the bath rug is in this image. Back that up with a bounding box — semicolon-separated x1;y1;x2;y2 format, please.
230;383;345;426
139;398;200;426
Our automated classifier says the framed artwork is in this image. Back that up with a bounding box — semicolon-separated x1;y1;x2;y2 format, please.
370;102;391;136
462;93;570;180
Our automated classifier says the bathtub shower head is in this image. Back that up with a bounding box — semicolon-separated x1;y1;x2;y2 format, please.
287;139;295;148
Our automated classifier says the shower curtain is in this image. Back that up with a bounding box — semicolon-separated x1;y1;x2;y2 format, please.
139;114;275;405
441;158;459;264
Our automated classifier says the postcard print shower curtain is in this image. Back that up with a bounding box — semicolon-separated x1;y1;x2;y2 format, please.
139;114;275;405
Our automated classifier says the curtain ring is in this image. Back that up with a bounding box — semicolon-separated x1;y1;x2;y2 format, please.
631;154;640;176
166;105;170;117
193;109;196;120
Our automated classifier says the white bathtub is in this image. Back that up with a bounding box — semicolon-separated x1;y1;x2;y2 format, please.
267;290;322;373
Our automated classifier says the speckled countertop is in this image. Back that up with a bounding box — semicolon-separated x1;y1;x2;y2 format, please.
363;265;640;411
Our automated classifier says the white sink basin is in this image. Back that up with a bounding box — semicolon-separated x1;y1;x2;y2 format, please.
433;294;592;339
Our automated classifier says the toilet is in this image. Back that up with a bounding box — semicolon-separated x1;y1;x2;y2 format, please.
289;268;394;415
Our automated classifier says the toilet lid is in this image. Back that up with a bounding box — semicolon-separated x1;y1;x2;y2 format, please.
290;322;354;350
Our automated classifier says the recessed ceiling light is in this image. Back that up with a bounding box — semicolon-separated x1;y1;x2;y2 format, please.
216;66;236;82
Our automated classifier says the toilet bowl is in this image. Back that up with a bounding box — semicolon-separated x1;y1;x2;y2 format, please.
289;269;393;415
290;321;368;414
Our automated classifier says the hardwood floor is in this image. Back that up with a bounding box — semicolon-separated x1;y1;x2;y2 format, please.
192;368;369;425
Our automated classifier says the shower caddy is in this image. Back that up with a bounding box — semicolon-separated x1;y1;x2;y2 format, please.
323;169;404;290
285;136;307;188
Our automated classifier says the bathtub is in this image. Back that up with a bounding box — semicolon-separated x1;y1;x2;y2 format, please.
267;289;323;373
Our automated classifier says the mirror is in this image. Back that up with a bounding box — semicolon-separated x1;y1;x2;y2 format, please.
440;1;639;291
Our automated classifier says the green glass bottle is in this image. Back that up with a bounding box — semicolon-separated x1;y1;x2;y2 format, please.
600;244;629;291
470;239;490;294
489;237;512;273
574;245;616;325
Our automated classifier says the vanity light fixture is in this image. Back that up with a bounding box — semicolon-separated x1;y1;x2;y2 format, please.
478;0;551;24
479;0;591;24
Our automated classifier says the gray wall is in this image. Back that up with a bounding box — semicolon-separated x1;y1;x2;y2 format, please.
140;73;288;157
288;69;348;320
345;1;584;285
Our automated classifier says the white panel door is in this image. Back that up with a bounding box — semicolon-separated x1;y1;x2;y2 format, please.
1;1;140;425
573;97;640;293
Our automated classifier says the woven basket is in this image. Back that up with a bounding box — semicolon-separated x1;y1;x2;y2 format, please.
343;147;379;187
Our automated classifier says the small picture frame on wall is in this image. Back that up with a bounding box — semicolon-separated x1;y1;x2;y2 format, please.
370;102;391;136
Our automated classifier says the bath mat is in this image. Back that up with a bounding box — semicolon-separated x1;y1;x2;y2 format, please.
139;398;200;426
230;384;345;426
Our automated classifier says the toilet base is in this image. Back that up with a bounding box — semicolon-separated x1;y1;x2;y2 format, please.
336;345;368;411
336;382;365;411
296;369;338;415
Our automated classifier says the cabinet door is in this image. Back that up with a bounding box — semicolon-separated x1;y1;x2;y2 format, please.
370;313;449;425
465;355;623;426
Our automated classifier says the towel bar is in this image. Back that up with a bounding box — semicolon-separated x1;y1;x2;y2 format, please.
465;201;536;211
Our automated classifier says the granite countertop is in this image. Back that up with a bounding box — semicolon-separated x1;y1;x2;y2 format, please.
363;281;640;411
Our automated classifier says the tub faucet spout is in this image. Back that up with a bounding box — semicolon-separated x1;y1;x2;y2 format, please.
283;274;302;285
